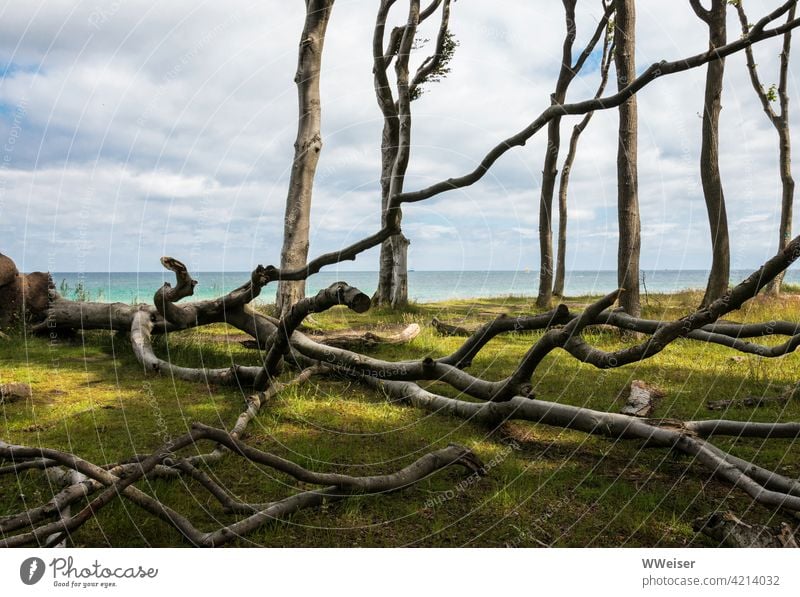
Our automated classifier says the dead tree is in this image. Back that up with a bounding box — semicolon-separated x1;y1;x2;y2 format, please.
553;18;615;297
692;0;731;306
536;0;615;308
3;1;800;547
736;0;796;296
614;0;641;317
276;0;336;315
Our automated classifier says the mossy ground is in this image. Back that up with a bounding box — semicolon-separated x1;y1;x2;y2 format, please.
2;290;800;547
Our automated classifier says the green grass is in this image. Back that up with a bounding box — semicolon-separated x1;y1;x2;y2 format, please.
2;290;800;547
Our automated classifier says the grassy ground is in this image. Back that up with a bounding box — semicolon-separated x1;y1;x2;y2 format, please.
2;290;800;547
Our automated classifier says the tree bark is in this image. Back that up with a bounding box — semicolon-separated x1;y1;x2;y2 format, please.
296;323;421;348
773;122;796;293
536;1;577;308
390;233;410;308
374;113;400;305
614;0;641;317
276;0;335;316
694;0;731;307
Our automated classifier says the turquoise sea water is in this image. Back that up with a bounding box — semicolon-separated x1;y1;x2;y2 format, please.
49;269;800;304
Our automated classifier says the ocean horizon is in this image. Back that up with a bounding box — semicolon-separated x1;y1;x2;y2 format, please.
47;269;800;304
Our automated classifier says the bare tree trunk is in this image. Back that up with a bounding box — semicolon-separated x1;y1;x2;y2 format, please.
374;1;455;308
276;0;335;316
773;121;796;293
615;0;641;317
381;1;419;310
553;126;575;299
391;234;410;308
553;28;614;297
374;120;399;306
737;2;796;296
692;0;730;307
373;125;411;309
537;0;615;306
536;1;577;308
772;5;796;295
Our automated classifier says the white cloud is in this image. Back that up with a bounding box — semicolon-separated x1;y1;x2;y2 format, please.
1;0;798;279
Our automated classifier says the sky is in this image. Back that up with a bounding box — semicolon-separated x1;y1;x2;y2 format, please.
0;0;798;276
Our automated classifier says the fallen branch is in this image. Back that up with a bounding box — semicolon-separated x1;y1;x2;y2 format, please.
431;317;473;336
311;323;420;348
0;425;483;548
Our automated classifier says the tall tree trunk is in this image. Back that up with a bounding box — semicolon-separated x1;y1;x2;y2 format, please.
693;0;730;307
380;0;422;309
536;0;578;308
374;119;399;306
373;117;411;308
553;28;614;297
390;234;410;308
615;0;641;317
552;132;573;299
772;121;796;293
276;0;335;316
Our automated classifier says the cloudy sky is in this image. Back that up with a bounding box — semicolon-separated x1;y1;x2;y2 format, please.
1;0;798;275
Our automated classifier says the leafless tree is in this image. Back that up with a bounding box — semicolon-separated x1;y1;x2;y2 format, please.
276;0;336;315
536;0;614;308
3;1;800;547
614;0;641;317
735;0;796;296
554;14;616;297
373;0;456;308
691;0;731;306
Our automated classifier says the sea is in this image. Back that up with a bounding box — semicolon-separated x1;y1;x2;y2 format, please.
48;269;800;304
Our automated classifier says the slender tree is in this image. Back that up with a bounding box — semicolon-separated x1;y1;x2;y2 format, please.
373;0;456;308
553;20;615;297
735;0;796;295
614;0;641;316
372;0;406;308
691;0;730;306
536;0;614;307
276;0;335;316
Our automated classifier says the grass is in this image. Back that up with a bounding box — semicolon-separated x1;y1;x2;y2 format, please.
2;290;800;547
